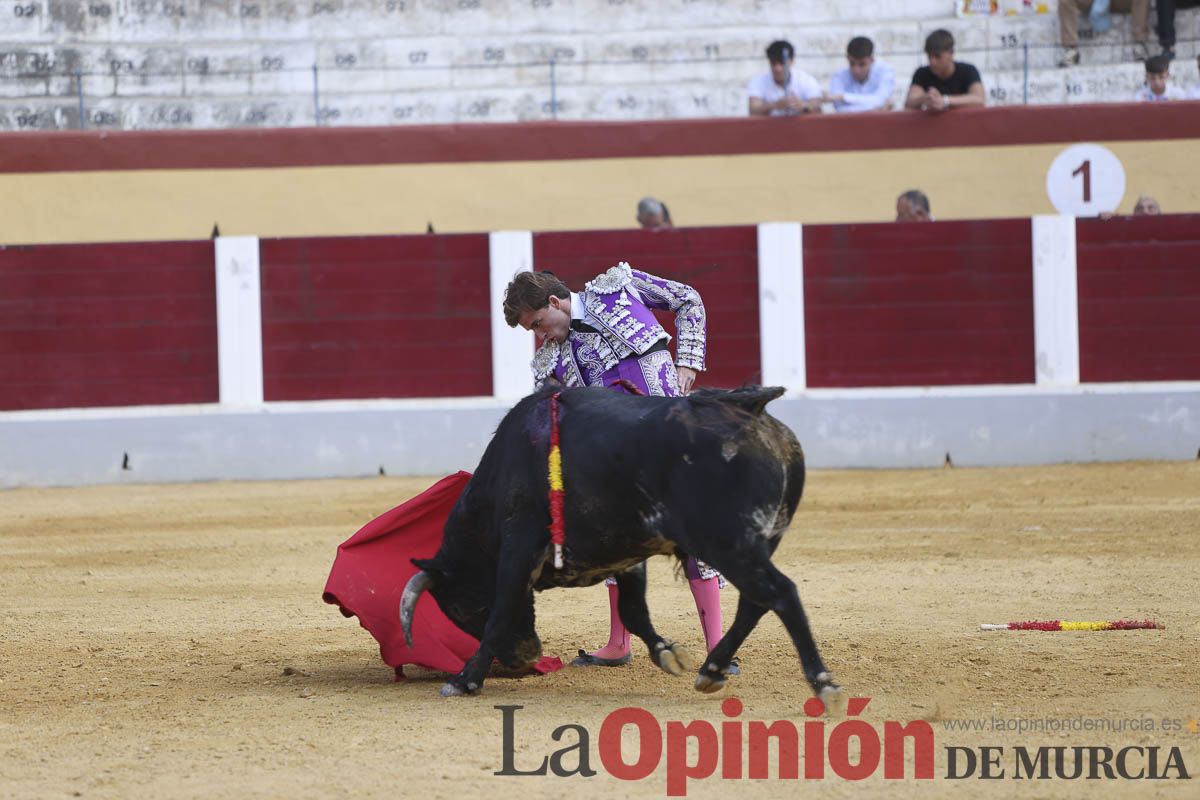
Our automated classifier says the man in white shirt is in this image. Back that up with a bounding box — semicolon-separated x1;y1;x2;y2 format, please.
1134;55;1186;101
747;40;823;116
828;36;896;112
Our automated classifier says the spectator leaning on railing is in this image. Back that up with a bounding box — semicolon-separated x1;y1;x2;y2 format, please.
827;36;896;112
905;29;985;113
747;39;824;116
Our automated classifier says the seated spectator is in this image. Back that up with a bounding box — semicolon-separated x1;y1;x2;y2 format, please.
1132;194;1163;215
828;36;896;112
896;189;932;222
1191;55;1200;99
636;197;673;230
1155;0;1176;61
905;30;985;113
1058;0;1152;67
1134;55;1185;101
747;40;823;116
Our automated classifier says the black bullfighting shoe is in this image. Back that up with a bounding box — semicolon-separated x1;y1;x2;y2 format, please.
571;649;633;667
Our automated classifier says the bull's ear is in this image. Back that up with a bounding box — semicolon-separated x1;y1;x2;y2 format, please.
723;385;786;415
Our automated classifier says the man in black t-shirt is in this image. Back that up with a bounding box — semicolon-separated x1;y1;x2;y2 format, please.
905;29;985;113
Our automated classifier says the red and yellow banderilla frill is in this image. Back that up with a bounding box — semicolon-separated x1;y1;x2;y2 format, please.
980;619;1164;631
548;392;565;568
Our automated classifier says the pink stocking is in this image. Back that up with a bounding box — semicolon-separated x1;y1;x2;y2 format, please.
686;558;723;652
588;582;630;659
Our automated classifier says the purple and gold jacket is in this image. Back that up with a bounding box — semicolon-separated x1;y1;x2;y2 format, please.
531;262;707;389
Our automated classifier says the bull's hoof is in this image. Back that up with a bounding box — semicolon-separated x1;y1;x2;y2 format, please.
694;657;739;693
694;663;726;694
652;640;692;677
439;679;480;698
816;675;846;716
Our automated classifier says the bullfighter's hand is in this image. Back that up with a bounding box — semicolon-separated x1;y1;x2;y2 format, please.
677;367;697;394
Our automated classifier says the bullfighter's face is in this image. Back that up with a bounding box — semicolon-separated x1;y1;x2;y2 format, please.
517;295;571;346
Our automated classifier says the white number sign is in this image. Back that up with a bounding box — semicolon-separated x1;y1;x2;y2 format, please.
1046;143;1126;217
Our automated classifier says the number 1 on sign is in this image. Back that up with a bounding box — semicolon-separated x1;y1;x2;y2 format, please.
1046;144;1124;216
1072;159;1091;202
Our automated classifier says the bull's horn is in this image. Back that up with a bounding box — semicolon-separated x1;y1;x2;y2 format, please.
399;570;434;647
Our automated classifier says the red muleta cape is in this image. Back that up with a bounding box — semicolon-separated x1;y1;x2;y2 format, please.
322;471;563;678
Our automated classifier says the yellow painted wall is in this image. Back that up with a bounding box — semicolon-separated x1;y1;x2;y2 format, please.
2;138;1197;245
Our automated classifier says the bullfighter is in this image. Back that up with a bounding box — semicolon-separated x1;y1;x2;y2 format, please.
502;262;727;668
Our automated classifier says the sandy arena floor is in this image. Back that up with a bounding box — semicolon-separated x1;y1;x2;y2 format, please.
2;461;1198;799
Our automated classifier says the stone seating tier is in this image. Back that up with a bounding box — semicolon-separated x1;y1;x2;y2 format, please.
0;1;1195;129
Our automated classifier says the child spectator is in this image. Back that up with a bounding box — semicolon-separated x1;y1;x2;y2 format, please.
1134;55;1185;101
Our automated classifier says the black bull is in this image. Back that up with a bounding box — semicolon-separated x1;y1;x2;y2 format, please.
400;384;842;705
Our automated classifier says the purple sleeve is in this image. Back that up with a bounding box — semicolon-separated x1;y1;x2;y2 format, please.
629;268;706;371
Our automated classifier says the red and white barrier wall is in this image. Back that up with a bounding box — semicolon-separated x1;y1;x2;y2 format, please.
2;217;1197;486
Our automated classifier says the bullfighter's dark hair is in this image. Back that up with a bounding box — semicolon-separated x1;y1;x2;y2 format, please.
503;270;570;327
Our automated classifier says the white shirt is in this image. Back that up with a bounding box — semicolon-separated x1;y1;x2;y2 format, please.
1133;85;1186;102
747;68;823;116
1188;84;1200;100
828;61;896;112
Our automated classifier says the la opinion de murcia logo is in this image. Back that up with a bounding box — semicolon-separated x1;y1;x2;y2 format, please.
494;698;1191;795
